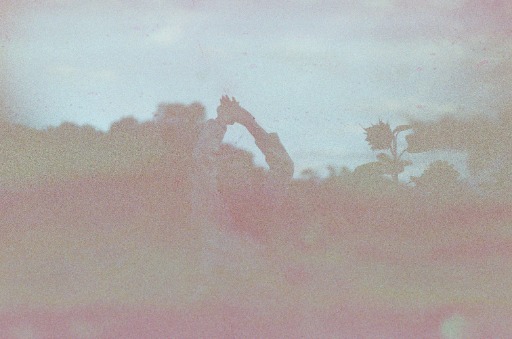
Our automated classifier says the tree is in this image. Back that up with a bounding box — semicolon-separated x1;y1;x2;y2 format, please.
153;102;205;127
300;168;320;181
360;120;412;183
110;116;139;133
410;160;460;194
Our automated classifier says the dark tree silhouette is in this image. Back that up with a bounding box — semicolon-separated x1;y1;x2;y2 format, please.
410;160;460;194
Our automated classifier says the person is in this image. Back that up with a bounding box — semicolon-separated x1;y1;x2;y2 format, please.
190;95;294;289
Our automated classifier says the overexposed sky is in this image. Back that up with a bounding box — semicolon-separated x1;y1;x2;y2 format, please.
1;0;511;176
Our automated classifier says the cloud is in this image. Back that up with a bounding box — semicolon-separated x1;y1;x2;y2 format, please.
48;64;117;83
145;9;198;47
148;25;183;46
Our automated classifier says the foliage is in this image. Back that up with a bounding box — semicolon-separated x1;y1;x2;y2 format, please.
364;121;394;150
300;168;319;181
410;160;460;193
153;102;206;126
0;103;208;186
359;121;412;183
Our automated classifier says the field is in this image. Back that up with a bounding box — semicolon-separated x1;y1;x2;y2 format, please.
1;172;512;338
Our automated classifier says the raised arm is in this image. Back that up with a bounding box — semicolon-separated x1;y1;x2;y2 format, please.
223;97;295;181
244;118;294;181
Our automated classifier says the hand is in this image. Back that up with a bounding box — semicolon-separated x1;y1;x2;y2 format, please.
217;95;255;126
216;95;236;126
232;98;255;127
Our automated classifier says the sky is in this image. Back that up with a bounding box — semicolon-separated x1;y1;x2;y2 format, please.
1;0;512;177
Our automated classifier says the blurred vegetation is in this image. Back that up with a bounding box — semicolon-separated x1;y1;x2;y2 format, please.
0;102;511;242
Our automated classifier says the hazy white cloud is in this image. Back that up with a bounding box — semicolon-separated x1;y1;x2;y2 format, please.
148;25;183;46
146;9;198;46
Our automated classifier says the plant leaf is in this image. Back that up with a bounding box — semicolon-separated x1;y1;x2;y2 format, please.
376;153;393;163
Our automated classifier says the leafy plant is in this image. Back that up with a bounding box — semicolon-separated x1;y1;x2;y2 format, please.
363;120;412;183
410;160;460;193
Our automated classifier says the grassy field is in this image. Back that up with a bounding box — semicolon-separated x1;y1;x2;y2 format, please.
1;174;512;338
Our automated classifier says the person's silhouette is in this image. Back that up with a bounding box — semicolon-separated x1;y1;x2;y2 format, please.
191;96;294;289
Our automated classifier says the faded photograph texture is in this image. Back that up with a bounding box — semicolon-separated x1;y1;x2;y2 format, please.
1;1;512;337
